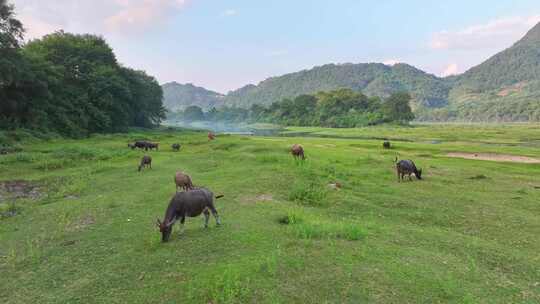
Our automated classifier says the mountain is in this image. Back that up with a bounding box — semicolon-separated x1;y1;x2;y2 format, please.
166;22;540;122
162;82;224;112
223;63;451;109
440;22;540;121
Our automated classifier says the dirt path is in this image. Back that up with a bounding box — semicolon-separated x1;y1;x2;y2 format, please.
446;152;540;164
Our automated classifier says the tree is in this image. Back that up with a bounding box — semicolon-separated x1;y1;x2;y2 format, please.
183;106;205;122
0;0;24;50
381;92;414;123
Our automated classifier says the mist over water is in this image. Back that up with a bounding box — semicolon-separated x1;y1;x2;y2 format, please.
163;120;281;135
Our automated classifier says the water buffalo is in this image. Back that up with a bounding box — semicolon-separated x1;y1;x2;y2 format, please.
130;141;148;150
156;187;223;242
174;171;193;192
138;155;152;172
171;143;181;151
383;141;391;149
146;142;159;151
395;158;422;182
290;144;305;160
208;132;215;141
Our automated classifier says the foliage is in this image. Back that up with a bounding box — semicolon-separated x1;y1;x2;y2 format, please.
381;92;415;123
0;1;165;137
170;89;407;127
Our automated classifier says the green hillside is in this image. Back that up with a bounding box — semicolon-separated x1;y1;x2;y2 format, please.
162;82;224;112
223;63;450;109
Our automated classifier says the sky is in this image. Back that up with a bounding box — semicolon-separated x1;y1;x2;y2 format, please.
11;0;540;93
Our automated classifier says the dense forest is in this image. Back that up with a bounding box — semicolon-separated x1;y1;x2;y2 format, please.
168;89;414;128
0;0;165;137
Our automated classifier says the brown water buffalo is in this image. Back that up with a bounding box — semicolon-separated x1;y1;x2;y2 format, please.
174;171;193;192
156;187;223;242
290;144;305;160
208;132;215;141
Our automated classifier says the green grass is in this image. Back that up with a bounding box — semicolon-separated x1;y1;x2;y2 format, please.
1;125;539;303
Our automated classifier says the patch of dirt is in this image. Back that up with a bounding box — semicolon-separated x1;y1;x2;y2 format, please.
239;194;274;205
66;214;95;232
497;81;527;97
0;180;43;203
446;152;540;164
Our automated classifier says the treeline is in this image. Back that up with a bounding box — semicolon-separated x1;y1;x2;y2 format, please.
0;0;165;137
169;89;414;127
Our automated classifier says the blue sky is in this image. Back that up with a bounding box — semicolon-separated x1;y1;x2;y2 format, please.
12;0;540;93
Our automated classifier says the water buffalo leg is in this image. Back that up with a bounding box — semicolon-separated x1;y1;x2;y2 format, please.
208;205;221;226
203;208;210;228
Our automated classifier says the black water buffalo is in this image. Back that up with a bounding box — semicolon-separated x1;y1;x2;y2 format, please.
171;143;181;151
130;141;148;150
146;142;159;151
156;187;223;242
138;155;152;172
396;158;422;182
383;141;391;149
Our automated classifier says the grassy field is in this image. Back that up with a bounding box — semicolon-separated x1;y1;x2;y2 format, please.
1;125;539;303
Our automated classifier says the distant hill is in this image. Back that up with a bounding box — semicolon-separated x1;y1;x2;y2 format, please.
162;82;224;112
438;22;540;121
165;22;540;122
223;63;451;109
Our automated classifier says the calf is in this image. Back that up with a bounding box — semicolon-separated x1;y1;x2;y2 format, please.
138;155;152;172
174;171;193;192
290;144;305;160
156;187;223;242
395;158;422;182
171;143;181;151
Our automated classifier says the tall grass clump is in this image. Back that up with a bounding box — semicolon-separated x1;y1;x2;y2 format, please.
288;180;328;206
279;209;365;241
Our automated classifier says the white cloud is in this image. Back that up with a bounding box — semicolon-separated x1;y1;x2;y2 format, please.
441;63;459;77
104;0;190;33
221;9;237;17
430;14;540;51
382;59;400;66
12;0;190;37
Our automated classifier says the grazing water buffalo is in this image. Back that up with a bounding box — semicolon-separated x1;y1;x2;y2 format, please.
128;141;147;150
174;171;193;192
156;187;223;242
395;158;422;182
383;141;391;149
208;132;215;141
138;155;152;172
290;144;305;160
171;143;181;151
146;142;159;151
